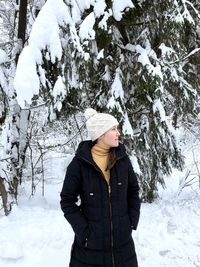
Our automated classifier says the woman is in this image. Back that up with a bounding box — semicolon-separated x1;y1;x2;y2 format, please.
60;108;141;267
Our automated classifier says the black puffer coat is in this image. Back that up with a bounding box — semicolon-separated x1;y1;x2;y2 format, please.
60;141;141;267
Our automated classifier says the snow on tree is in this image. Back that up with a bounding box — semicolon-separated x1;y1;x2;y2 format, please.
0;0;47;215
12;0;200;203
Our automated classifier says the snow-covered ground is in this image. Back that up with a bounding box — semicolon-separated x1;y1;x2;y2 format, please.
0;133;200;267
0;179;199;267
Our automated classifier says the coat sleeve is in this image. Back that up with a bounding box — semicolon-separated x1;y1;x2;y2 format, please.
60;157;88;244
127;157;141;230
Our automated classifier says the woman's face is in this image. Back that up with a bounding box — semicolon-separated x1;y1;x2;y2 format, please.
98;125;120;148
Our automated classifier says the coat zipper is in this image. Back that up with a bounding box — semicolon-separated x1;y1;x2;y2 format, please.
108;184;115;267
78;155;115;266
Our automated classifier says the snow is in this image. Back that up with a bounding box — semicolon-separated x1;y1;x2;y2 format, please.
13;44;41;108
0;49;7;64
28;0;69;61
79;12;96;41
0;49;7;89
14;0;71;109
13;0;136;109
52;76;67;112
112;0;134;21
111;67;124;100
0;203;71;266
153;98;166;122
98;10;112;30
134;44;164;80
122;112;134;136
172;0;199;24
93;0;106;17
181;0;195;24
72;0;91;12
70;0;105;21
159;43;176;57
97;49;104;59
130;154;141;175
1;129;200;267
107;68;124;111
136;196;200;267
0;177;200;267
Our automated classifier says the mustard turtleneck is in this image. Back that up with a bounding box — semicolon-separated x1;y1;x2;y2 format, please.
91;142;110;184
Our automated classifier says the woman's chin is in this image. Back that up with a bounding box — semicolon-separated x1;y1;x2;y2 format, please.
113;141;119;147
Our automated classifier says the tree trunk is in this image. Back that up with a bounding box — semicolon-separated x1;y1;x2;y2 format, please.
15;0;28;63
0;177;10;216
18;0;28;45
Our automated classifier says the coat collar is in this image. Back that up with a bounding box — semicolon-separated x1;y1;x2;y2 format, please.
75;140;126;163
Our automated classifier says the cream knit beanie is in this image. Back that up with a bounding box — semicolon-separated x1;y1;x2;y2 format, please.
84;108;119;141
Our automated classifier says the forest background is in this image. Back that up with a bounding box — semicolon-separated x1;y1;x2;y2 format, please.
0;0;200;212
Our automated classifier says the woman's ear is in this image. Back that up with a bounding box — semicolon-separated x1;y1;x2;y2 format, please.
98;134;104;141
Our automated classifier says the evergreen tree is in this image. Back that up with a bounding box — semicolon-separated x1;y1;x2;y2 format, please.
60;0;200;201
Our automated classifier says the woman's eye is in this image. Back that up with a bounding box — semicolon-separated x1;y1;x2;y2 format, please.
112;127;119;131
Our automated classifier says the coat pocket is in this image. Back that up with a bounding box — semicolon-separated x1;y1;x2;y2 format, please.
120;214;133;244
83;222;104;250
